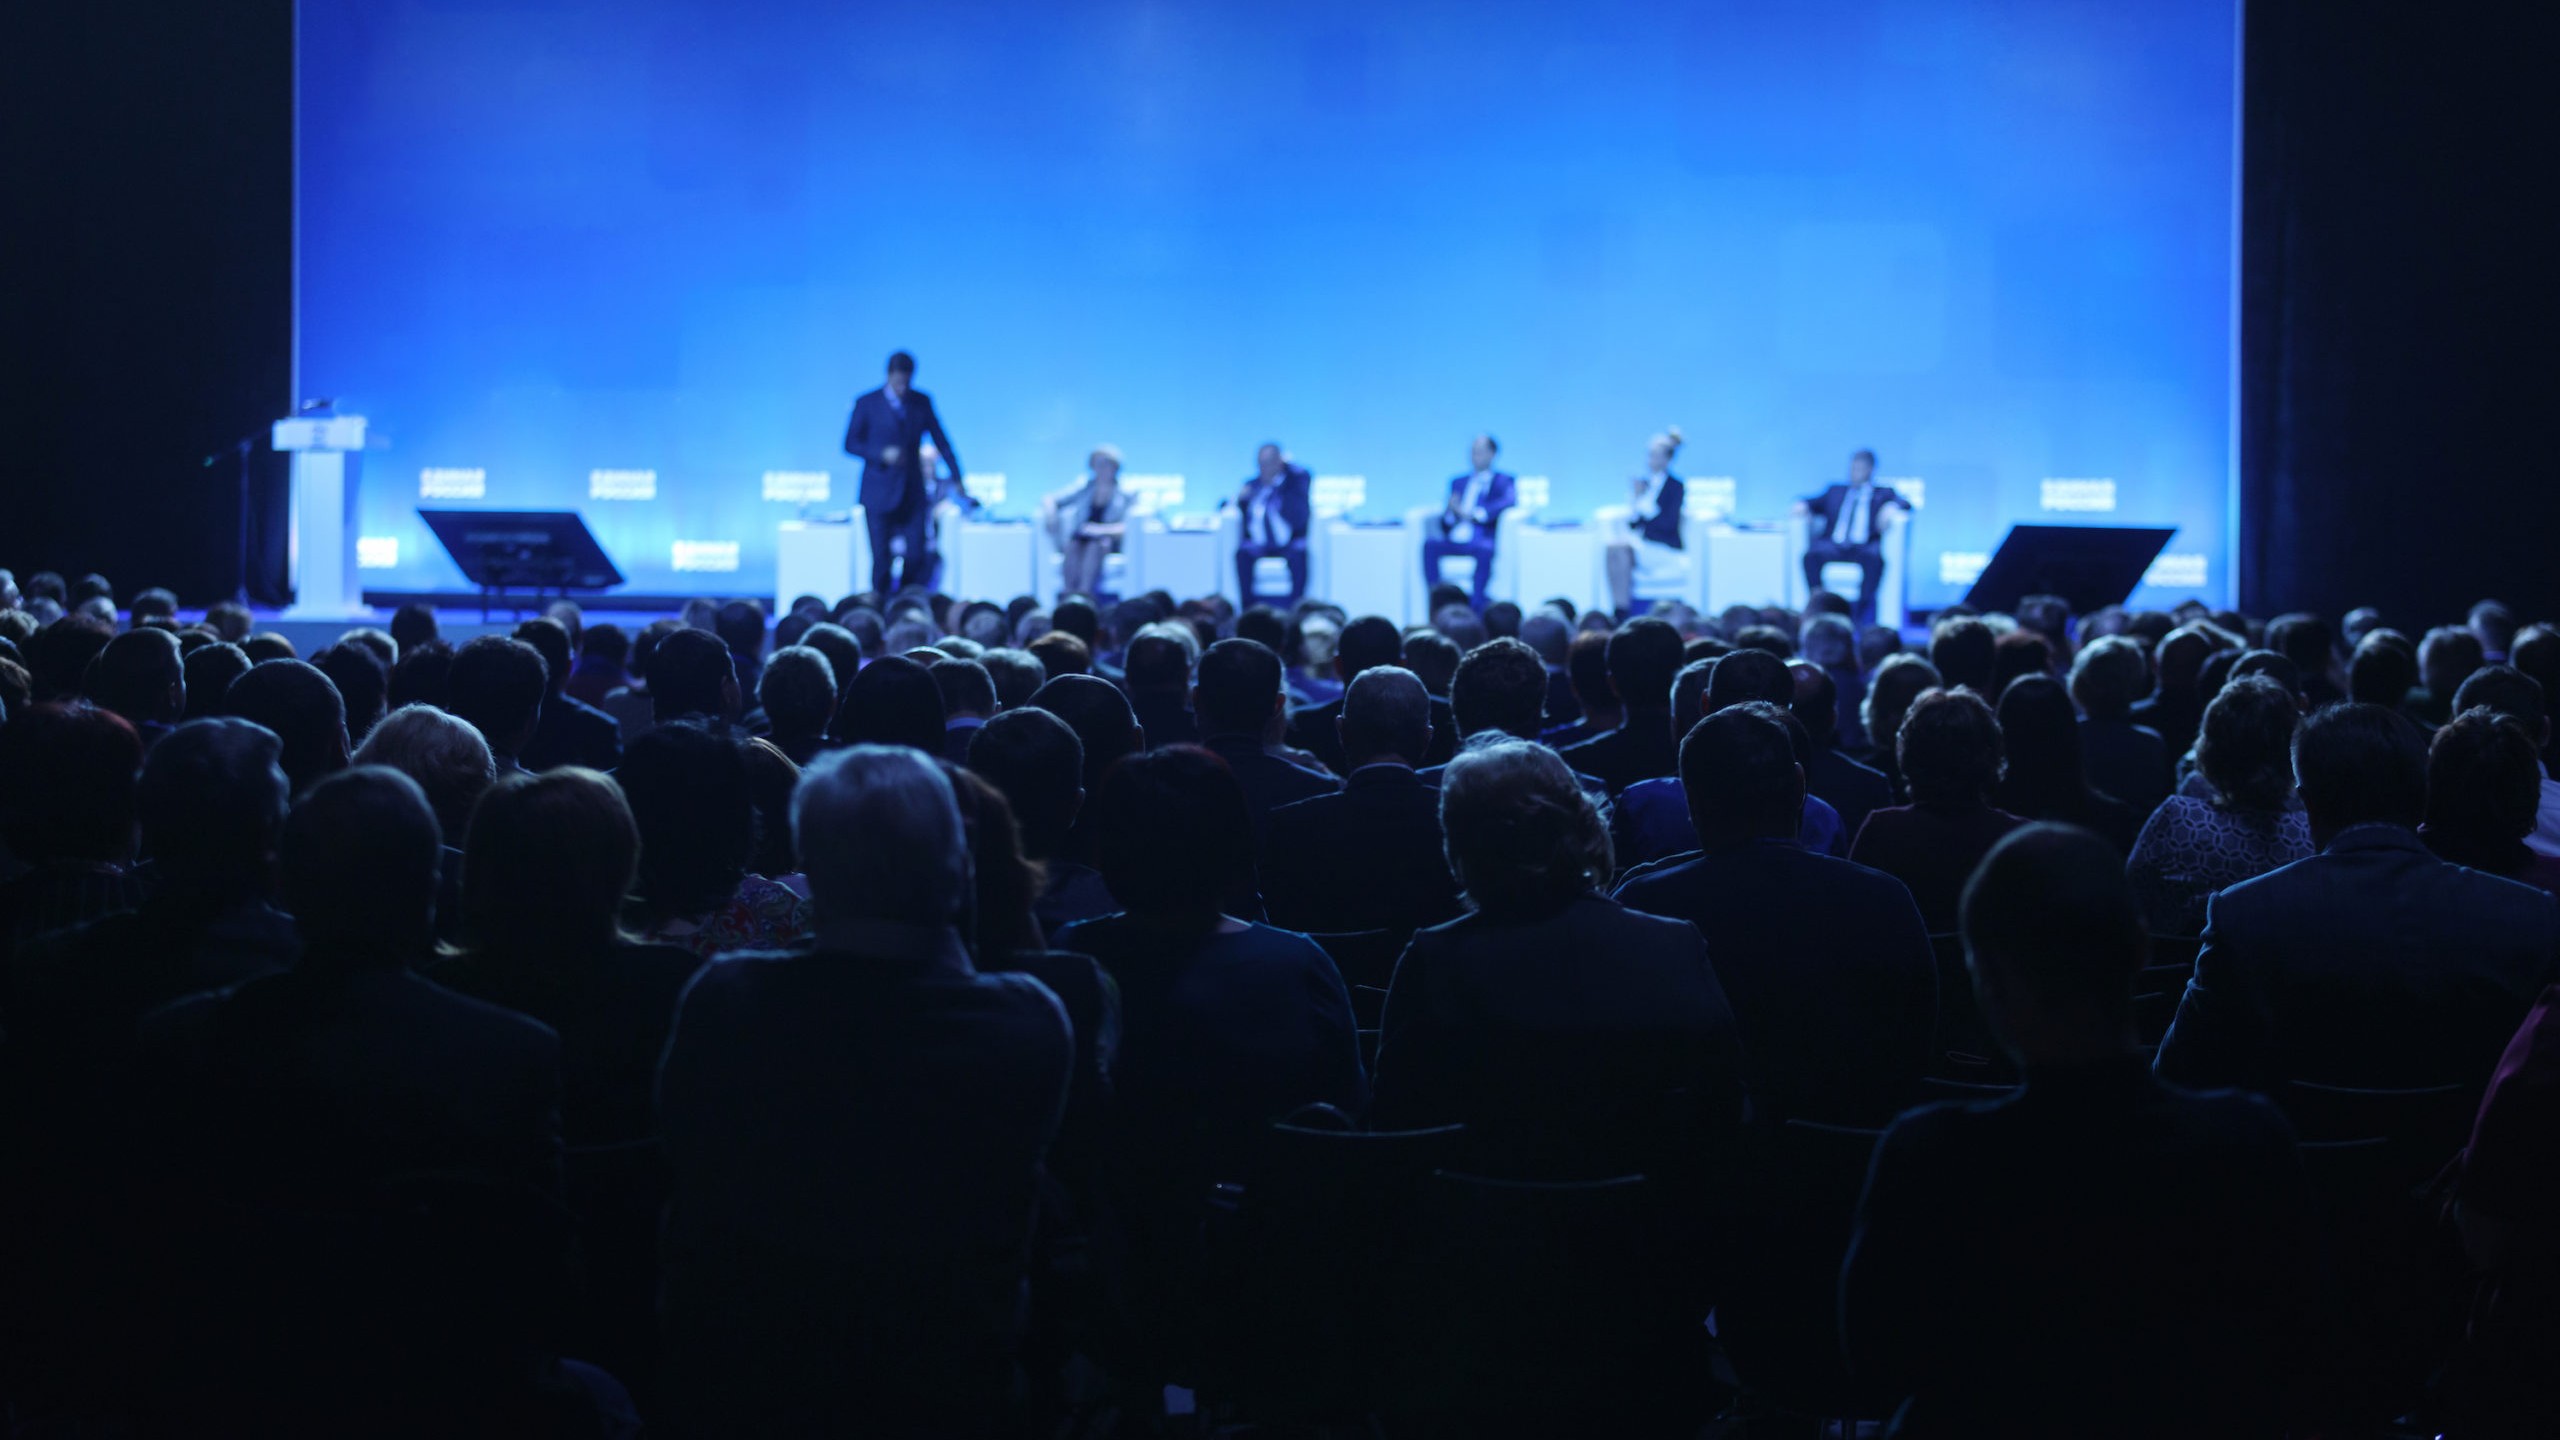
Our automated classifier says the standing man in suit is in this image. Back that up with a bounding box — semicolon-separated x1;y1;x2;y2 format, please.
1420;434;1517;613
1799;449;1909;627
842;350;964;598
1233;442;1312;607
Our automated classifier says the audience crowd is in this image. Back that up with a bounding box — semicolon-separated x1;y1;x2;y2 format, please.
3;563;2559;1437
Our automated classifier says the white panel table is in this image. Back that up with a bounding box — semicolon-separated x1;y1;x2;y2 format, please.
1706;524;1791;612
1318;518;1414;623
1129;516;1228;602
776;519;865;609
1512;523;1601;615
947;518;1038;604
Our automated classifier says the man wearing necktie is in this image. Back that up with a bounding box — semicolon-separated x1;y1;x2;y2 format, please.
842;350;965;597
1800;448;1909;627
1421;434;1518;612
1233;442;1313;606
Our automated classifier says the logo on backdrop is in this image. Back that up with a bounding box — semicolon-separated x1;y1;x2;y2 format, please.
2144;553;2208;590
671;540;740;573
762;470;830;503
1938;551;1989;586
2039;478;2117;513
357;536;399;569
590;469;657;501
419;467;485;500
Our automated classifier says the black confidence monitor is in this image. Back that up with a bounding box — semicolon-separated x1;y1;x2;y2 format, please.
419;509;625;593
1961;524;2176;616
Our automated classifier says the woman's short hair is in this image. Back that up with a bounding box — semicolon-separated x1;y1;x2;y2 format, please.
2067;635;2153;721
1896;687;2005;809
1863;653;1942;750
758;645;838;737
353;703;496;841
1438;738;1612;918
793;744;969;927
1091;744;1254;916
2194;675;2301;813
943;763;1044;956
2426;706;2542;843
462;767;638;957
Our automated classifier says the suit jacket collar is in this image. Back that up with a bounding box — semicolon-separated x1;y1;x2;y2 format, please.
1345;761;1422;791
2323;822;2429;857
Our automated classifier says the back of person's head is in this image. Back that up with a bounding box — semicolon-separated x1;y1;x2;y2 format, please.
2066;634;2152;722
2193;675;2300;814
1604;617;1684;711
462;767;637;957
680;597;719;632
1733;624;1794;660
352;702;495;841
580;620;629;670
1431;604;1488;654
386;639;454;712
1928;617;1997;694
2507;626;2560;731
1446;636;1547;740
979;647;1044;710
1680;702;1803;842
2228;649;2304;705
1105;598;1160;649
1788;660;1841;747
627;618;682;684
1123;627;1195;693
310;643;389;745
836;653;946;753
85;627;185;727
1857;623;1903;672
1235;606;1288;654
1194;637;1285;736
1050;598;1100;648
1707;647;1793;715
2452;663;2549;744
796;622;861;694
445;635;547;757
1028;630;1092;679
1990;630;2053;695
2420;625;2487;699
619;720;754;920
510;617;573;694
1995;673;2087;801
182;641;251;720
2341;607;2386;649
240;632;297;665
958;603;1008;649
1565;628;1615;709
1401;629;1462;697
929;656;998;720
968;706;1084;858
1334;614;1405;680
940;761;1042;954
1898;686;2004;809
2293;701;2428;835
1864;653;1942;752
329;627;393;671
1092;744;1254;917
1340;665;1431;766
776;611;816;652
2470;599;2521;657
2349;630;2421;707
1799;613;1857;671
389;602;439;654
758;645;838;739
222;659;349;795
136;716;289;892
1483;600;1523;639
649;626;739;724
202;599;253;644
2266;612;2338;682
1963;823;2148;1041
1030;673;1142;789
26;614;116;703
282;766;443;961
0;702;142;864
1439;739;1611;919
2427;707;2542;851
25;571;68;606
1520;612;1571;667
934;634;989;662
69;574;112;609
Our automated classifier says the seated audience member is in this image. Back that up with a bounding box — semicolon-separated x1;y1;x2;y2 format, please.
1614;706;1932;1125
1860;653;1941;799
2125;676;2313;936
2469;598;2520;662
2411;624;2487;728
1799;611;1869;751
756;645;839;766
241;633;297;664
83;628;185;746
1288;614;1458;772
2132;623;2222;764
24;613;116;703
1372;739;1742;1175
386;636;454;712
563;621;630;709
712;600;769;698
2157;703;2560;1095
1284;610;1346;707
1027;672;1144;855
648;626;743;728
929;656;999;763
2451;985;2560;1433
1193;638;1339;837
1613;654;1845;865
180;640;249;720
834;652;943;754
2348;628;2420;707
1560;616;1686;796
429;768;701;1148
619;721;812;958
1124;624;1200;748
2449;659;2560;858
1843;824;2317;1436
1789;659;1894;843
511;617;621;772
2265;611;2346;707
139;767;574;1433
655;746;1069;1437
217;659;349;796
1521;610;1580;727
1417;636;1604;793
1989;629;2053;696
309;642;388;747
2422;708;2560;893
1993;674;2142;854
974;704;1118;936
1539;629;1621;749
2069;634;2170;817
599;619;678;742
1926;616;1996;695
979;646;1046;712
1402;627;1463;698
352;703;494;945
1848;687;2025;932
442;635;548;776
740;735;805;881
1028;629;1092;680
387;601;438;656
1262;666;1463;934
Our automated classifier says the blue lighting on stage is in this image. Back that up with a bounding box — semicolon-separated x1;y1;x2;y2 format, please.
299;0;2238;607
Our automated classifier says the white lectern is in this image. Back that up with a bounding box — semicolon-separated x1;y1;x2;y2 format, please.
271;413;368;618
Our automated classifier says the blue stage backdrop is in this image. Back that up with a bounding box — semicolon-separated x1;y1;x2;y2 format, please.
300;0;2238;608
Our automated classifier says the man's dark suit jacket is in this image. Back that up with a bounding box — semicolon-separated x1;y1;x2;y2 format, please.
1808;746;1895;850
1287;689;1458;772
1261;763;1464;935
1804;482;1908;546
7;895;297;1064
1613;839;1934;1125
1201;732;1342;842
842;385;962;517
1370;893;1744;1174
1843;1059;2317;1437
1848;802;2028;934
427;940;702;1149
1543;666;1582;728
1560;706;1680;797
656;933;1071;1434
1236;463;1313;543
520;690;623;773
2130;689;2205;766
2080;717;2170;818
1131;692;1199;749
1433;470;1517;540
2155;824;2560;1096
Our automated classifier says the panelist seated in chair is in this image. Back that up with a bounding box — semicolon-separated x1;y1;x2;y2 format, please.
1421;434;1517;612
1795;447;1910;627
1603;426;1688;617
1232;441;1312;607
1046;444;1131;601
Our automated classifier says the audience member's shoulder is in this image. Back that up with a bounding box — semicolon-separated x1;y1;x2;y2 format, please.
1612;849;1707;900
2152;1075;2302;1154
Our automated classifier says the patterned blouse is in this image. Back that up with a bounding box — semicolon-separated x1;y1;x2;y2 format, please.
637;873;814;959
2126;795;2314;936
